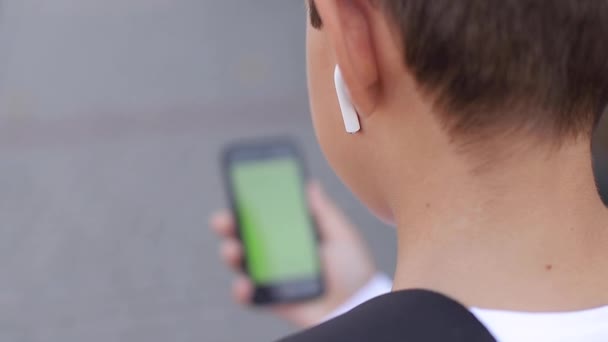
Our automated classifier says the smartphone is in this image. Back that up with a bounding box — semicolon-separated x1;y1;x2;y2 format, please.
222;139;324;305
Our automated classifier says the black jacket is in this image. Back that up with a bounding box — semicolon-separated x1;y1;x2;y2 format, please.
279;290;496;342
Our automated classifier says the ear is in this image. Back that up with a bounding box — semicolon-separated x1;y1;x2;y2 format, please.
315;0;380;118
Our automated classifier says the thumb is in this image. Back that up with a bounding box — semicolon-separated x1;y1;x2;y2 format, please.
308;181;355;241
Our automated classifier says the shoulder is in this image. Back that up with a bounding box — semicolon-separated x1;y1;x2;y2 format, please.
278;290;495;342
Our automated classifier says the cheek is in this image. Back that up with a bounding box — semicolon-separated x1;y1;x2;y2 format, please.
306;27;394;223
308;75;393;222
306;26;343;173
306;28;348;177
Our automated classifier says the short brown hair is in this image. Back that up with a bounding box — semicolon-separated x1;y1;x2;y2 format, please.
309;1;608;141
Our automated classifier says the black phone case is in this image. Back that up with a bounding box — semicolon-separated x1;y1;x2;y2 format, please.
220;137;325;305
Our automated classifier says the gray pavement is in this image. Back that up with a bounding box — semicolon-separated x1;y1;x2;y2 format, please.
0;1;396;341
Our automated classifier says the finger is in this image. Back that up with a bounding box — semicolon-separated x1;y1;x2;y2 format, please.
308;181;354;240
232;274;254;305
210;210;236;238
220;239;243;271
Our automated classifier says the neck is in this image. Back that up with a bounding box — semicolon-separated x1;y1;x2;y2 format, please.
391;140;608;311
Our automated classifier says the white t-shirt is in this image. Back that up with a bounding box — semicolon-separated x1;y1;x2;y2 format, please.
325;274;608;342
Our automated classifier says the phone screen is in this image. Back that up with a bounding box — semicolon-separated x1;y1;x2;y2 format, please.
231;157;320;285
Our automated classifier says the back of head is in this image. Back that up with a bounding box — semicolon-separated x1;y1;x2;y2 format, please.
306;0;608;221
384;0;608;140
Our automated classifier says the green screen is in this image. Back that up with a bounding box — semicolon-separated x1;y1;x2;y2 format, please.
231;158;319;285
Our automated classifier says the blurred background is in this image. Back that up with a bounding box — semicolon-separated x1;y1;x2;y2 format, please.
0;1;396;341
0;1;607;341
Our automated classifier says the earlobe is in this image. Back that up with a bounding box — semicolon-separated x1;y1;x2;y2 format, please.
334;65;361;134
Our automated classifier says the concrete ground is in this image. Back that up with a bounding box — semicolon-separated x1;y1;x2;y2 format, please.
0;107;397;342
0;2;396;340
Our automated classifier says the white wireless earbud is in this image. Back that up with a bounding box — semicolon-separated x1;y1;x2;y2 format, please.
334;66;361;134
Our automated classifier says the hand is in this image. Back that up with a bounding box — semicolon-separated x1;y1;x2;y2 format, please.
210;182;377;328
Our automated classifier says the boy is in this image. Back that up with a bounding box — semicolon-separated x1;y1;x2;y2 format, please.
212;0;608;340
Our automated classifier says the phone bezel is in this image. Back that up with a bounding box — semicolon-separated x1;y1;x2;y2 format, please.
221;138;324;305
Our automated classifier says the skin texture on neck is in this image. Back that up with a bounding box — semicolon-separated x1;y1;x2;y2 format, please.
391;138;608;312
304;0;608;313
